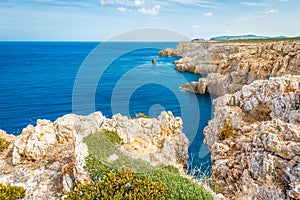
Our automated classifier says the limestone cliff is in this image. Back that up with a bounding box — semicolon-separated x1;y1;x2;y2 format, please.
204;75;300;199
160;41;300;95
0;111;188;199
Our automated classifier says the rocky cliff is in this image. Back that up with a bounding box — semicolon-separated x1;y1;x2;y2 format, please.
204;75;300;199
0;111;188;199
160;41;300;95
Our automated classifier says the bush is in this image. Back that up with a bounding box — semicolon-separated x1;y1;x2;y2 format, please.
101;129;122;145
218;123;234;141
135;113;150;118
141;166;214;200
0;138;11;153
0;183;26;200
84;155;111;180
64;167;173;200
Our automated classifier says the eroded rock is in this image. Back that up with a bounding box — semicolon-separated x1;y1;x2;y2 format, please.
204;75;300;200
0;111;188;199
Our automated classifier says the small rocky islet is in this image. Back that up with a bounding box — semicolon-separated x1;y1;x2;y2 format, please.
0;39;299;199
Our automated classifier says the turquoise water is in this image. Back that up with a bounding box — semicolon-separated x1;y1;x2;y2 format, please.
0;42;213;171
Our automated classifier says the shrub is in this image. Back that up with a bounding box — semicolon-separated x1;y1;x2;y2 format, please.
0;183;26;200
101;129;122;145
64;167;173;200
218;123;234;141
84;155;112;180
0;138;11;153
135;113;150;118
141;166;214;200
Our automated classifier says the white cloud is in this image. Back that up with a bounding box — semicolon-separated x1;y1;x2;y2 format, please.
117;6;128;12
204;12;213;16
241;2;268;6
193;24;200;28
165;0;222;8
137;4;161;15
100;0;125;5
134;0;143;6
278;0;288;2
266;9;279;14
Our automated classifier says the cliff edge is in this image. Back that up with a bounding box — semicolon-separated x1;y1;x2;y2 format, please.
204;75;300;199
160;40;300;95
0;111;189;199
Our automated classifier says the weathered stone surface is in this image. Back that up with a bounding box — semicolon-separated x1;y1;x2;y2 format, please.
0;111;188;199
164;41;300;95
204;75;300;200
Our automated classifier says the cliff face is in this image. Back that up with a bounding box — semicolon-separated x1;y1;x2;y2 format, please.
160;41;300;95
0;111;188;199
204;75;300;199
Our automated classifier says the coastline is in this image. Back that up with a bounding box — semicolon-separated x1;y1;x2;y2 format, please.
160;39;300;199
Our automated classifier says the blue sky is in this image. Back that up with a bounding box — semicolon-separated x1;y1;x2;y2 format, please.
0;0;299;40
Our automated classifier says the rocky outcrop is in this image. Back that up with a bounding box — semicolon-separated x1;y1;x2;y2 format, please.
204;75;300;199
0;111;188;199
161;41;300;95
180;78;207;94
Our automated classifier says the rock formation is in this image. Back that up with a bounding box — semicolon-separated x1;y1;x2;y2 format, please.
204;75;300;199
160;41;300;95
0;111;188;199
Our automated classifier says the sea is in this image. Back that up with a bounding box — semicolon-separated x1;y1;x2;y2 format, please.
0;41;214;173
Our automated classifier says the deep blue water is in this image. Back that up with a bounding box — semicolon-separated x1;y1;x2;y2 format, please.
0;42;213;172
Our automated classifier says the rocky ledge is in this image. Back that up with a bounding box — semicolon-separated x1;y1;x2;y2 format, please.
160;41;300;95
0;111;188;199
204;75;300;199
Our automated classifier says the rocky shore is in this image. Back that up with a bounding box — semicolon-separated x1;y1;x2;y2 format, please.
161;40;300;199
0;111;189;199
205;75;300;199
160;41;300;95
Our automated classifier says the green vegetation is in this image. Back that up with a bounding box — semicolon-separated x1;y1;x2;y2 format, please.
76;130;214;200
218;36;300;43
0;138;11;153
141;166;214;200
64;167;173;200
101;129;123;145
202;177;224;194
218;123;234;141
0;183;26;200
135;112;150;118
84;132;156;172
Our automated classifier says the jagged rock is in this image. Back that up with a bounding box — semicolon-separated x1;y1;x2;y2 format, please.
102;111;189;169
163;41;300;95
0;111;188;199
204;75;300;200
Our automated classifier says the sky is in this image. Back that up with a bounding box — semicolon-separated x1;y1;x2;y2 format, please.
0;0;299;41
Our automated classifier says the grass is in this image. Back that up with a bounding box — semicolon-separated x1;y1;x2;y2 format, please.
83;131;158;173
83;131;214;200
101;129;123;145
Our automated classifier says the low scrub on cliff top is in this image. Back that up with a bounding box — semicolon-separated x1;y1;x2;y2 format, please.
218;123;235;141
140;166;214;200
0;138;10;153
0;183;26;200
101;129;123;145
84;131;156;173
83;131;214;200
219;36;300;43
64;167;173;200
